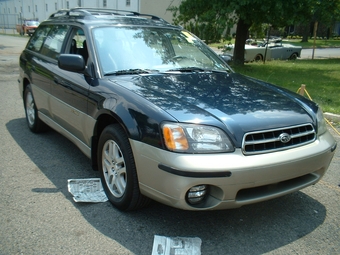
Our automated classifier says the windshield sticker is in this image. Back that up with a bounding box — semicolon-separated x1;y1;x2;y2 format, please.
182;31;196;43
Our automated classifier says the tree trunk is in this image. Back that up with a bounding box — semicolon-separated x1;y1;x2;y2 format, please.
301;22;310;42
327;27;331;39
233;19;250;66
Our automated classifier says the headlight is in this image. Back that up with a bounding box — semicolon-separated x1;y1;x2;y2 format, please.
316;108;327;135
162;122;234;153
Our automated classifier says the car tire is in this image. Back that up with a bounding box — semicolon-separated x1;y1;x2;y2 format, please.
24;84;48;133
254;54;263;62
98;124;150;211
289;53;298;60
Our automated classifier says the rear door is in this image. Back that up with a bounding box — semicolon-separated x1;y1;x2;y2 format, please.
23;25;53;118
48;27;92;146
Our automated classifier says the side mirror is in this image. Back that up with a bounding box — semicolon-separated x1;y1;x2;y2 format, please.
58;54;85;73
219;54;233;64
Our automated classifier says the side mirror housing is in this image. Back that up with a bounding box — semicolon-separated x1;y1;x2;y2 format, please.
58;54;85;73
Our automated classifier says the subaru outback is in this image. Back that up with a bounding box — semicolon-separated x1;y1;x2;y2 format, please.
18;8;337;211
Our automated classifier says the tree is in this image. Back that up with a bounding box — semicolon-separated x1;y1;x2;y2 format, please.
300;0;340;42
170;0;333;65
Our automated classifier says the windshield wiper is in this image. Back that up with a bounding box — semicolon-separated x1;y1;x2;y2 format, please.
104;69;158;76
165;67;229;73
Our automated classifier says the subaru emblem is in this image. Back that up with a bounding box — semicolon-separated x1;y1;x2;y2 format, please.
278;133;291;143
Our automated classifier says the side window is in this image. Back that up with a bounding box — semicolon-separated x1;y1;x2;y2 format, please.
27;25;52;52
40;25;69;59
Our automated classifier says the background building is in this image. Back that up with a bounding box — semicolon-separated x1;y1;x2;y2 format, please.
0;0;180;29
1;0;338;38
140;0;180;23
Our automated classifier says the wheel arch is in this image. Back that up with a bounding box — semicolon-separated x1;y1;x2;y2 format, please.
90;97;169;170
91;111;132;171
289;52;299;60
21;77;31;97
253;53;264;62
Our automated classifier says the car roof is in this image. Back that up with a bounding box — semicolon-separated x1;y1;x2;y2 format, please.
45;7;179;29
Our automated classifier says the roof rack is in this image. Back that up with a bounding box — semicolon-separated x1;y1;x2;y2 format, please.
49;7;168;23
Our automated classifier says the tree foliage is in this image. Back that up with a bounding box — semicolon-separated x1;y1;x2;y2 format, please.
170;0;340;65
300;0;340;41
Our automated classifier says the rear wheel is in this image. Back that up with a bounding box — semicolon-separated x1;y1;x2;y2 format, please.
98;124;150;211
254;54;263;62
289;53;298;60
24;84;48;133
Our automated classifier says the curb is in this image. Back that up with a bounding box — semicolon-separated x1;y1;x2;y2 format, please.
324;112;340;123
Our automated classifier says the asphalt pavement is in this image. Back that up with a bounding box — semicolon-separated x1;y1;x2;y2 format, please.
300;47;340;59
0;35;339;255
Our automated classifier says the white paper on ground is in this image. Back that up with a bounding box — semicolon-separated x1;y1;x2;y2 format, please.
152;235;202;255
67;178;108;202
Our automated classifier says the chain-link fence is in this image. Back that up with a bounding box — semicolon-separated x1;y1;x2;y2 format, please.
0;13;19;29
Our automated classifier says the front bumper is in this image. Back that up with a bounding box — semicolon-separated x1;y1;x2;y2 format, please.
130;130;336;210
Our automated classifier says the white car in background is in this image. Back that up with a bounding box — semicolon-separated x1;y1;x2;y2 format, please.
225;39;302;62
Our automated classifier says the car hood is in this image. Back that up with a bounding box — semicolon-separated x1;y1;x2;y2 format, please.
110;72;316;143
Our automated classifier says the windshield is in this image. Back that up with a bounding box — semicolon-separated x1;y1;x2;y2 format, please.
26;21;40;26
92;26;230;75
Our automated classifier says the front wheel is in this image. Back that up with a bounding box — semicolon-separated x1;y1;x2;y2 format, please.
97;124;150;211
24;84;48;133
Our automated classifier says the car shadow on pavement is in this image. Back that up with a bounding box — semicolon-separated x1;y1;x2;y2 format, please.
7;118;326;255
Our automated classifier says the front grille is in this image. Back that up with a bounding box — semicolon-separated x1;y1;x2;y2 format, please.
242;124;316;155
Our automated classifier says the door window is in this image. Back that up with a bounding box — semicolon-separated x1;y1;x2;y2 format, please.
40;25;69;59
27;25;52;52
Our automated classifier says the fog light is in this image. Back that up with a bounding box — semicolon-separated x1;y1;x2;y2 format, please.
186;185;208;205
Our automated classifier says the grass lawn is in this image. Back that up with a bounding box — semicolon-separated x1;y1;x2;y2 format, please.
231;59;340;115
